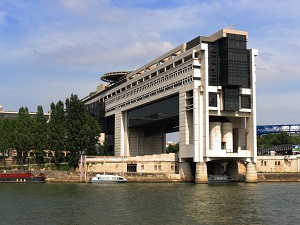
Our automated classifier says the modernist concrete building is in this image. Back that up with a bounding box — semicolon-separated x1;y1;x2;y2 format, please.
82;28;258;183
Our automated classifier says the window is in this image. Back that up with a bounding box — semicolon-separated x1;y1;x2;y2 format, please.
241;95;251;109
209;93;218;107
154;164;161;171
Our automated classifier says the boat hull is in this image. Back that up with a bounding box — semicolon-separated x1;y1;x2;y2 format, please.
0;172;46;183
208;175;234;183
90;180;127;183
89;174;127;183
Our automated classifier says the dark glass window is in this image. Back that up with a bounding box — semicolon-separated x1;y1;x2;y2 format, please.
209;93;218;107
128;95;179;128
241;95;251;109
223;88;239;111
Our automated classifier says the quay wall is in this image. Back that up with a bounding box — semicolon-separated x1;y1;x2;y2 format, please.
35;171;300;183
25;170;182;183
2;170;300;182
257;173;300;182
39;171;81;182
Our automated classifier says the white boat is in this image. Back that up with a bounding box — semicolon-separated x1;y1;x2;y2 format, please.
208;175;234;183
89;174;127;183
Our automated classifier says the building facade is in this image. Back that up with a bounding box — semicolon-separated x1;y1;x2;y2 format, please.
82;28;258;183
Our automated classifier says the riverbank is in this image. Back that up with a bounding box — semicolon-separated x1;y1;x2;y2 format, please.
2;170;300;182
37;171;300;183
257;172;300;182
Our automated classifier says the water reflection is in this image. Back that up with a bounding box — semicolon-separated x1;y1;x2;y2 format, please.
0;182;300;225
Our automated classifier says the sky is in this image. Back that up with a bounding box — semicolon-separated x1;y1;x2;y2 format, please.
1;0;300;127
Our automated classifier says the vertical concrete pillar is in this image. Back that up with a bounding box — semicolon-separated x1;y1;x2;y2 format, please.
245;162;258;183
222;122;233;151
227;162;239;181
179;162;193;182
195;162;208;183
209;122;221;150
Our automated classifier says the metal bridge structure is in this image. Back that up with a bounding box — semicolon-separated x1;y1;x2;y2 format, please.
257;124;300;136
258;144;293;155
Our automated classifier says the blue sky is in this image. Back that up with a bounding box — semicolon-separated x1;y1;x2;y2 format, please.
1;0;300;127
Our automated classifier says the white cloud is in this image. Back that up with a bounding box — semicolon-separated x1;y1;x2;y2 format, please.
1;0;300;126
58;0;106;13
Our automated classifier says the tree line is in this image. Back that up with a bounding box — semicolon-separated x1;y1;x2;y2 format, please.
257;131;300;149
0;94;101;170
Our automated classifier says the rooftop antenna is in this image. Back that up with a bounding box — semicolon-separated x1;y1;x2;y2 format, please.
225;23;236;30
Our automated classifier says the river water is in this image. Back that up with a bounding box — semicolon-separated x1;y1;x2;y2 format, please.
0;182;300;225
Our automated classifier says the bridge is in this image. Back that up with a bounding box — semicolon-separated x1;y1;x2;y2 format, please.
257;124;300;135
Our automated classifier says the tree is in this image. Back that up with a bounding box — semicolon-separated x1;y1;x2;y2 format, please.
257;131;300;150
32;105;48;166
272;131;293;145
14;107;33;166
48;101;66;168
166;143;179;153
0;118;15;167
97;142;110;156
65;94;101;170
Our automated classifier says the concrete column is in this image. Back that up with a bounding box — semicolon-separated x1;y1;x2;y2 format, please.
227;162;239;181
222;122;233;151
245;162;258;183
195;162;208;183
209;122;221;150
179;162;193;182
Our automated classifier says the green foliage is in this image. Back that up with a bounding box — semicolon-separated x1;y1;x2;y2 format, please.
97;142;111;156
0;93;102;170
258;131;300;149
166;143;179;153
64;94;101;169
65;94;101;153
48;101;66;168
14;107;34;165
0;118;15;167
32;105;48;167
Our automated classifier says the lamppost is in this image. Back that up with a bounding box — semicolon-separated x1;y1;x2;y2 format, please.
79;149;86;182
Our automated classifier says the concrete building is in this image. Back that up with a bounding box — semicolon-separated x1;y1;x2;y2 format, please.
257;155;300;173
82;28;258;183
0;105;50;120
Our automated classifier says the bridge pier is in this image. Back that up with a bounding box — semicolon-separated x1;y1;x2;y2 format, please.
245;162;258;183
179;162;193;182
227;162;239;181
195;162;208;184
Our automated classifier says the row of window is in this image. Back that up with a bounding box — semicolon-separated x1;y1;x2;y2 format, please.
260;160;291;167
209;93;251;109
140;164;176;171
106;63;194;106
106;76;193;113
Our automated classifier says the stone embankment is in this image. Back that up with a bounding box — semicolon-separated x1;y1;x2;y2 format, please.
257;173;300;182
39;171;81;182
27;171;300;183
39;171;182;183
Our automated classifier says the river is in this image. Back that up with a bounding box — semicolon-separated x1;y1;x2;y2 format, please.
0;182;299;225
